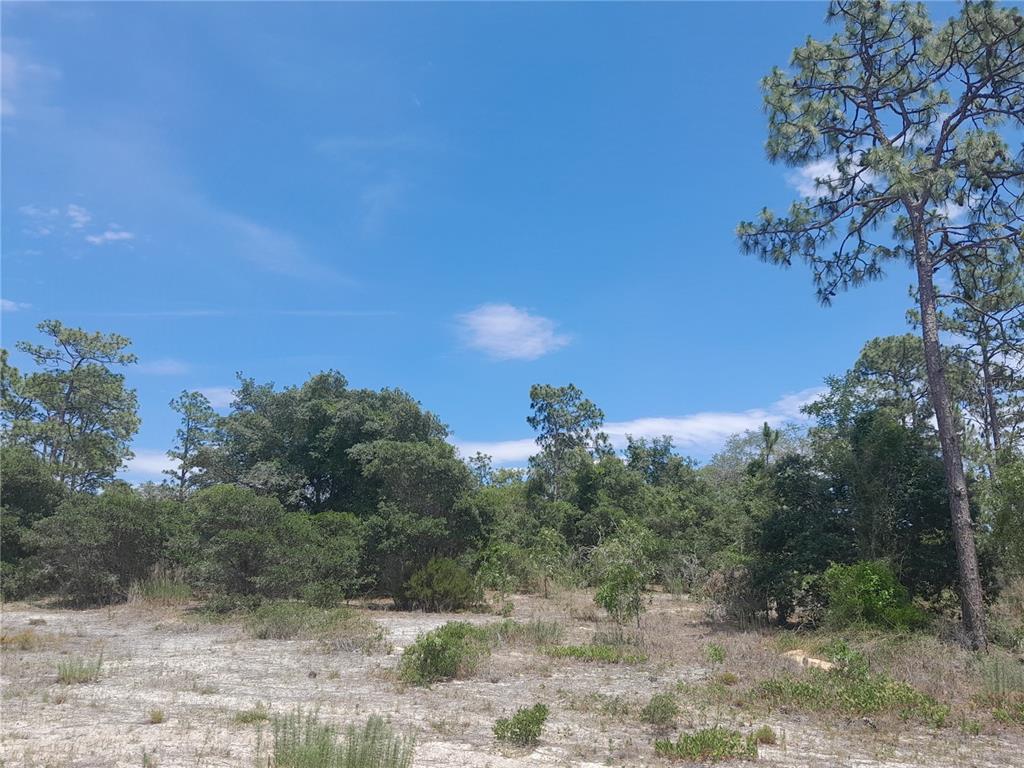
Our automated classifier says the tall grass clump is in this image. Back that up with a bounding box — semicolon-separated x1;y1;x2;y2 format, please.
654;726;758;761
398;621;490;685
128;565;191;606
271;709;414;768
58;654;103;684
640;692;679;726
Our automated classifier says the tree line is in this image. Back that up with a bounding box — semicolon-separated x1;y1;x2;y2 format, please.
1;316;1021;649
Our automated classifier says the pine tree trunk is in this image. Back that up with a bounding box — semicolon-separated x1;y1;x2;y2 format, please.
912;234;987;650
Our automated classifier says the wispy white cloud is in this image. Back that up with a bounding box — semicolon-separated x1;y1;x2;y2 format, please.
453;388;823;465
120;449;176;480
1;47;61;119
198;386;235;409
1;298;31;312
85;228;135;245
137;358;190;375
457;304;572;361
66;203;92;229
787;156;881;198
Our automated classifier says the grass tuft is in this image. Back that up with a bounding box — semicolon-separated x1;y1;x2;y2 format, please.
57;654;103;684
235;703;271;724
148;708;166;724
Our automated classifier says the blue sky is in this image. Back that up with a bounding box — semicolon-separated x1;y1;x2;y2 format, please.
2;2;937;480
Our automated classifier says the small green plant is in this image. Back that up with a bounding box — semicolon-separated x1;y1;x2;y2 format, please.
141;749;157;768
147;708;166;724
403;557;480;611
821;561;928;631
235;703;270;724
271;709;415;768
654;726;757;761
705;643;726;664
57;654;103;684
749;725;776;745
542;644;647;664
398;621;490;685
640;692;678;726
493;703;549;747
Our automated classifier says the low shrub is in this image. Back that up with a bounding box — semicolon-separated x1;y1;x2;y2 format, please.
542;644;646;664
57;655;103;684
493;703;549;747
0;629;45;651
403;558;480;612
271;709;414;768
749;725;776;745
654;726;757;761
147;709;166;724
640;692;678;726
821;561;928;631
398;621;490;685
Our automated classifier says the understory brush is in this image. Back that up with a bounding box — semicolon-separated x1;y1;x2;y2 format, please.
542;643;647;664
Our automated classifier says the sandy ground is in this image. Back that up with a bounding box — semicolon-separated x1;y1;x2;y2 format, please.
1;592;1021;767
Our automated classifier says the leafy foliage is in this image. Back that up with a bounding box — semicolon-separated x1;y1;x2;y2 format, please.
654;727;758;761
822;561;929;631
398;622;491;685
493;703;549;747
403;557;479;612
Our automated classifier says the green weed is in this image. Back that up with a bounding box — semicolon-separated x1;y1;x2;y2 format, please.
493;703;549;747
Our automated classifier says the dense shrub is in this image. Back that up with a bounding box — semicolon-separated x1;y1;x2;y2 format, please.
822;561;928;631
493;703;549;747
186;485;316;597
30;489;171;605
398;621;490;685
403;557;479;611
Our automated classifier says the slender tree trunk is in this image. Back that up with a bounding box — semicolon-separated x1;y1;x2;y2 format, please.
912;230;987;650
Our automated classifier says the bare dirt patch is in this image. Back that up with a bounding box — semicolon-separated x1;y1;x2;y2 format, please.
1;593;1020;767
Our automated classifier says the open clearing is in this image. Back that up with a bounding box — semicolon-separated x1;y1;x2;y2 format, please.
1;592;1021;767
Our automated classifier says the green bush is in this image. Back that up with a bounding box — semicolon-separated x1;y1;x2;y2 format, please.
493;703;549;747
654;726;757;761
822;561;928;631
398;621;490;685
749;725;776;745
403;558;479;612
271;709;414;768
241;601;384;652
640;692;678;726
31;489;171;605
